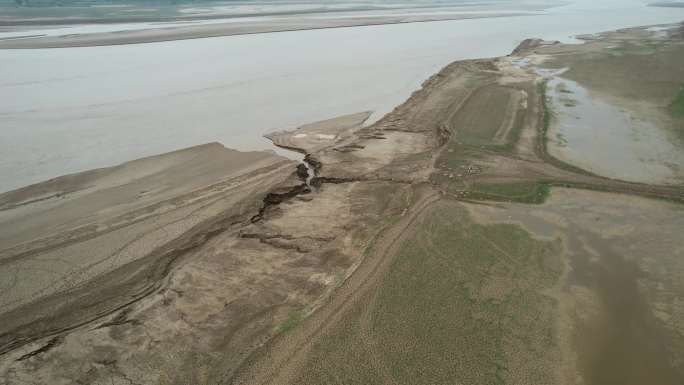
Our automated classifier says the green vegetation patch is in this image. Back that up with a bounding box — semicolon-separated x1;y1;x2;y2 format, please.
467;182;551;204
557;41;684;106
276;310;305;333
540;80;552;146
294;201;563;385
448;85;525;150
671;86;684;116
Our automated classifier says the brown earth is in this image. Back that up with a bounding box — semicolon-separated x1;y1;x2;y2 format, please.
0;144;296;357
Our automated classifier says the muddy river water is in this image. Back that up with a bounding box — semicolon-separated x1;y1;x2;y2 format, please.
1;0;684;192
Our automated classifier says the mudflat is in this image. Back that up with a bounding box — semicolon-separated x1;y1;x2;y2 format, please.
1;22;683;385
0;143;295;358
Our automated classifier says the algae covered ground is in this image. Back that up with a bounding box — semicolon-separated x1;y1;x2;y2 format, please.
292;200;563;385
673;86;684;116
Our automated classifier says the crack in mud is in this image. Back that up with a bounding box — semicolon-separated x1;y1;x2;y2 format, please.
250;184;311;223
15;336;62;362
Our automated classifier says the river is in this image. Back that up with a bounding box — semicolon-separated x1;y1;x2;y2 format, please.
1;0;683;192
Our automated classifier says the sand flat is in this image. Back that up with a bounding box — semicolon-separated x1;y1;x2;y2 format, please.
0;143;295;351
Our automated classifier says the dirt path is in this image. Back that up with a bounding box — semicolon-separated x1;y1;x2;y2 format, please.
232;185;440;385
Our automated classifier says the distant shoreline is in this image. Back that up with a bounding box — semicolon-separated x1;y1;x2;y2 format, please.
650;1;684;8
0;12;530;49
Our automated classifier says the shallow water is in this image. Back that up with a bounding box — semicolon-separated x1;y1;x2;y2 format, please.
1;0;684;192
547;77;684;184
468;190;684;385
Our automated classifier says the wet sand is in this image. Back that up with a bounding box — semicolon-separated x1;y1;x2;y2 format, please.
0;143;295;355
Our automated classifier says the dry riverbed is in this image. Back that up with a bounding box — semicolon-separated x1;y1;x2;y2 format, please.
1;22;683;385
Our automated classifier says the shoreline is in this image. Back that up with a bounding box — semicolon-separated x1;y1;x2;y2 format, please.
0;12;531;49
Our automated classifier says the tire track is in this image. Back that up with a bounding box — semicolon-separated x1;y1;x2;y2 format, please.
231;185;440;385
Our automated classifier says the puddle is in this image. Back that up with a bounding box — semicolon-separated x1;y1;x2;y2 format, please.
545;77;684;184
